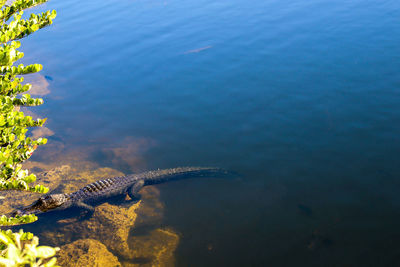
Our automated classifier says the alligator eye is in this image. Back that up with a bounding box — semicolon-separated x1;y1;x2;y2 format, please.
10;210;21;217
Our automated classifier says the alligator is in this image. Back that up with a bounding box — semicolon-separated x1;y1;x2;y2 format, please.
10;167;228;217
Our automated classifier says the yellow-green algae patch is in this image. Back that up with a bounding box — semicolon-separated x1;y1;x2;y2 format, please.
123;228;179;267
57;239;121;267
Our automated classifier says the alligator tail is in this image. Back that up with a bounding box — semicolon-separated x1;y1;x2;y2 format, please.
141;167;232;186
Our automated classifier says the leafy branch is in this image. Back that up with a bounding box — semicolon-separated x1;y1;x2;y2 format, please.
0;0;59;266
0;2;55;196
0;229;58;266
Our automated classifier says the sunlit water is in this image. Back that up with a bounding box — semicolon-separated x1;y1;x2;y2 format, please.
16;0;400;265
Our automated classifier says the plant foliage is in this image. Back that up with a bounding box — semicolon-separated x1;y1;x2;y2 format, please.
0;0;58;266
0;1;56;195
0;229;58;266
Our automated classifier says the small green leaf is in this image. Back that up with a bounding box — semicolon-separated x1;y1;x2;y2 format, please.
0;232;12;244
6;244;19;259
0;257;15;266
35;246;58;258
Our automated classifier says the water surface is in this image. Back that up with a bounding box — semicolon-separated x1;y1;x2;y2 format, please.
19;0;400;265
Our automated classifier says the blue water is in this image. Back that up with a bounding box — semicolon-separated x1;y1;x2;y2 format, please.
21;0;400;265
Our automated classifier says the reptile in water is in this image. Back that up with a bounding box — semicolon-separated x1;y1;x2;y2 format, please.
10;167;229;217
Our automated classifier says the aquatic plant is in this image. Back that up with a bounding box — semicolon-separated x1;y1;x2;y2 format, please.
0;229;58;266
0;0;58;266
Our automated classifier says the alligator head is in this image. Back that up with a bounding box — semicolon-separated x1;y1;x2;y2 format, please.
11;194;69;216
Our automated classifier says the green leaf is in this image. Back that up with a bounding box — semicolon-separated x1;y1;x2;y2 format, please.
0;232;12;245
6;244;19;259
0;257;15;266
35;246;58;258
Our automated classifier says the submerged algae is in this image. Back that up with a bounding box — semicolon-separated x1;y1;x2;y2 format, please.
57;239;121;267
125;227;179;267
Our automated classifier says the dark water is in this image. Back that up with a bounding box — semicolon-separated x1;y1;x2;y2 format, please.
20;0;400;265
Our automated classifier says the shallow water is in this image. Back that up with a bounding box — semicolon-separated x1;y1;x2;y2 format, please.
16;0;400;265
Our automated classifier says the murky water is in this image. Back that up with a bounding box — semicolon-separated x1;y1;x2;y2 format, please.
13;0;400;265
